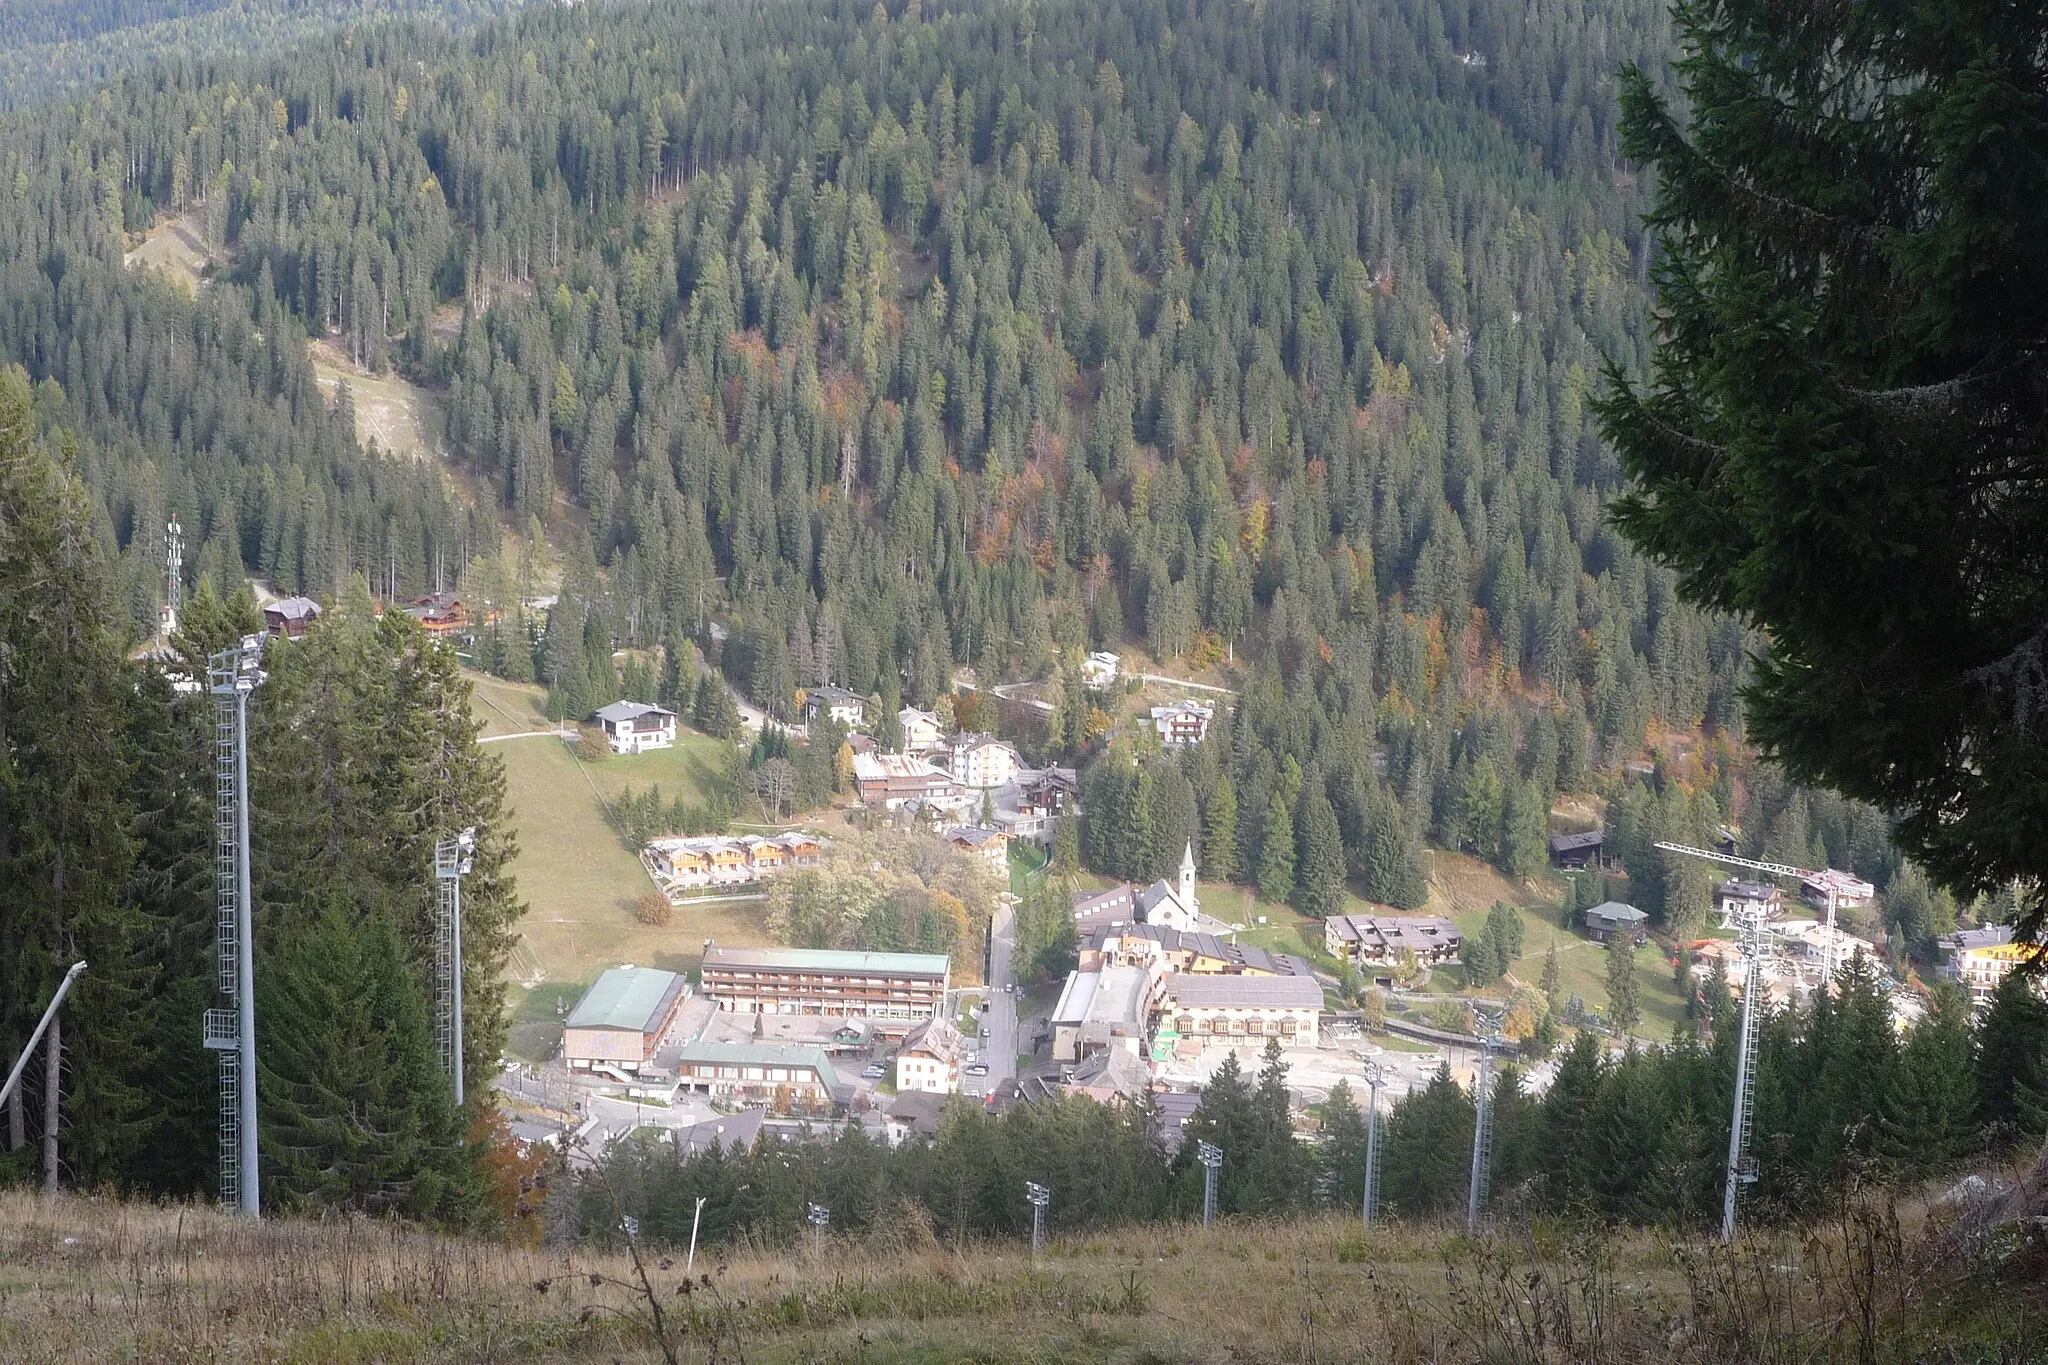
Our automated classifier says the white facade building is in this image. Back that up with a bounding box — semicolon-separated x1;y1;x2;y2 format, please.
1148;699;1214;747
894;1016;964;1094
949;732;1021;788
897;707;944;753
593;701;678;754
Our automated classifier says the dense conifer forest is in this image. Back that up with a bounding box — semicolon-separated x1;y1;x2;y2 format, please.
0;1;525;110
0;0;1766;908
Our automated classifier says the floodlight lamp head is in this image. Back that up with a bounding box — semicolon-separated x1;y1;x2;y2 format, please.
1197;1141;1223;1169
1024;1180;1050;1207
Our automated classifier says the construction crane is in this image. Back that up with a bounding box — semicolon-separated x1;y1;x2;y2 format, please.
1654;839;1867;1243
1651;842;1862;987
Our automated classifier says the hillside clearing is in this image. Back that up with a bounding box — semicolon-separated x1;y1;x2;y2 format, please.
465;670;769;1058
121;208;211;292
308;339;447;463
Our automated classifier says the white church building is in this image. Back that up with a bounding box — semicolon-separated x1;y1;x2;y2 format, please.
1071;843;1205;934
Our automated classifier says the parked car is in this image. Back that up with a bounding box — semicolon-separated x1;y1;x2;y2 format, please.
861;1063;886;1079
966;1063;990;1077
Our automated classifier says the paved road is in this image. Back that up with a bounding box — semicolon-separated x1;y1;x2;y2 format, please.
479;727;573;744
968;896;1021;1099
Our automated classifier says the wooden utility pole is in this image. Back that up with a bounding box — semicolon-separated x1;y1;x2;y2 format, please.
41;1013;58;1195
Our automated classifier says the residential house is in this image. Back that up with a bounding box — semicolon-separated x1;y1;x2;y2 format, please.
1583;901;1650;946
853;751;970;810
263;596;321;638
1152;1090;1201;1149
562;966;691;1076
1778;919;1871;971
1148;699;1214;748
1071;884;1141;939
404;592;470;636
593;701;677;754
941;824;1011;872
897;707;944;754
1086;923;1311;980
1547;831;1604;870
894;1016;964;1094
1715;879;1784;929
1155;973;1323;1051
1802;869;1877;912
804;684;867;729
881;1089;951;1143
948;732;1021;788
670;1042;842;1114
1064;1046;1152;1103
1322;914;1463;967
1082;651;1121;689
1937;927;2038;1009
671;1107;766;1156
646;832;825;889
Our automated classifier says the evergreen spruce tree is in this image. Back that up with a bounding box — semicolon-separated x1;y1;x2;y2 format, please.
1605;935;1641;1037
1318;1079;1367;1211
1539;941;1561;1011
1538;1031;1606;1211
1976;971;2048;1143
1882;983;1979;1171
0;370;152;1188
1380;1064;1475;1218
1255;794;1295;904
1200;775;1238;882
1362;793;1426;909
1604;0;2048;951
1292;788;1346;918
260;894;474;1218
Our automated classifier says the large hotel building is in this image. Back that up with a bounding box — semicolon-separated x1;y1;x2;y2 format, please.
699;943;951;1023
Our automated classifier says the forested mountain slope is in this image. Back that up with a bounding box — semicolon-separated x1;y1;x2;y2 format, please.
0;1;525;110
0;0;1798;918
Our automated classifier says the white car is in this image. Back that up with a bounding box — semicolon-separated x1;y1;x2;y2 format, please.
966;1063;990;1077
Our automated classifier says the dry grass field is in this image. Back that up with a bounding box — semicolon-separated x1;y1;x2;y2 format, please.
122;208;211;292
308;339;449;464
0;1179;2038;1363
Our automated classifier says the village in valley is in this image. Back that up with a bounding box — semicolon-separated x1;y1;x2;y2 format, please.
468;633;2028;1166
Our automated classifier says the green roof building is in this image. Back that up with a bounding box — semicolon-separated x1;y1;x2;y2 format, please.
672;1041;844;1114
562;966;689;1072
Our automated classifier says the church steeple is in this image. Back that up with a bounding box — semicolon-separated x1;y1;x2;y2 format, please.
1179;840;1198;915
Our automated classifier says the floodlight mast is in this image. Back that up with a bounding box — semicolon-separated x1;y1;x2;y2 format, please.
1361;1061;1386;1229
1466;1029;1500;1233
1024;1181;1050;1260
807;1202;829;1258
435;827;477;1108
1652;840;1779;1242
162;517;183;643
206;634;266;1217
1196;1140;1223;1227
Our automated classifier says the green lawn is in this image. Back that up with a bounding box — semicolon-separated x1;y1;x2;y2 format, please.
467;669;778;1016
1448;899;1691;1042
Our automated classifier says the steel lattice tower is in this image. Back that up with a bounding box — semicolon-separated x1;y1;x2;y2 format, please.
434;828;477;1107
203;635;265;1216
